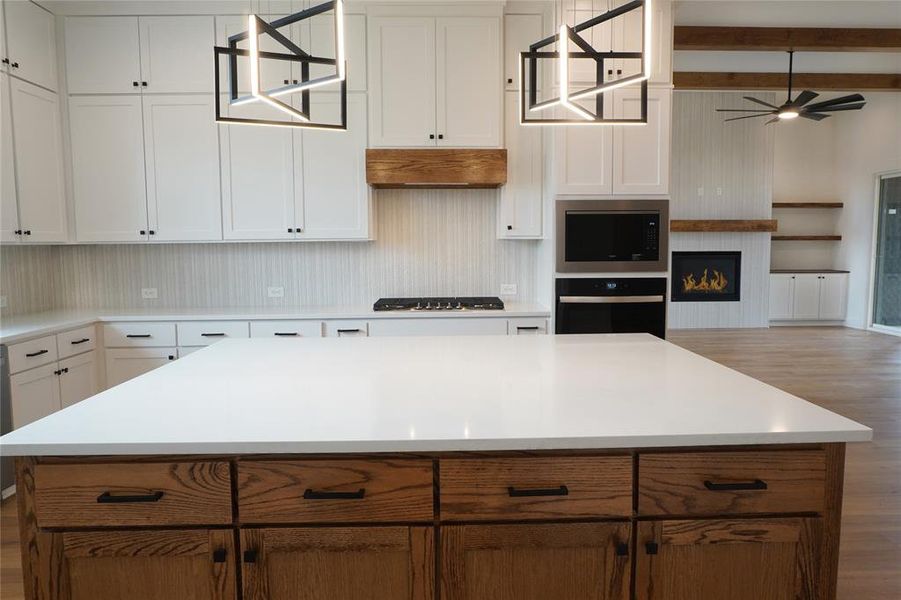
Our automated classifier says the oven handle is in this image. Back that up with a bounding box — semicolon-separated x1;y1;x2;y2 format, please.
558;295;665;304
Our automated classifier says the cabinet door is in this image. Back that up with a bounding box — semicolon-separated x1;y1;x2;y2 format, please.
368;17;436;147
4;0;56;91
499;91;542;238
436;17;501;147
70;95;148;242
143;95;221;241
9;78;67;242
504;14;542;90
216;15;290;95
768;274;795;320
0;72;19;242
611;87;670;195
636;519;820;600
39;529;236;600
65;17;141;94
441;522;631;600
791;274;821;320
818;274;848;320
105;348;176;387
139;16;215;93
299;93;369;239
0;2;6;72
241;527;433;600
564;2;615;86
58;351;99;409
9;363;61;429
556;124;613;195
301;13;367;92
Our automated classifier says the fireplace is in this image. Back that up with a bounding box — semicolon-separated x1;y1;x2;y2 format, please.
671;252;741;302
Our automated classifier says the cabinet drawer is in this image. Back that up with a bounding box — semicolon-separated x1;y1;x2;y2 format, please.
508;317;548;335
176;320;249;346
638;450;826;516
34;462;233;528
440;456;633;521
250;320;323;338
324;320;369;337
8;335;59;374
103;322;177;347
56;325;97;359
238;459;434;523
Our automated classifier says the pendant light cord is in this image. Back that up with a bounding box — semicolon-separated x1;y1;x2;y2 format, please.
786;50;794;103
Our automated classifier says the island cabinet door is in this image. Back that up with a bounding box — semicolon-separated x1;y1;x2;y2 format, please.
635;518;822;600
36;529;236;600
240;527;435;600
440;522;631;600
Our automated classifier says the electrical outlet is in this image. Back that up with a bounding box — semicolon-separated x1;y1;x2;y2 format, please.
697;187;704;197
500;284;517;296
141;288;158;299
267;286;285;298
716;187;723;196
0;296;7;309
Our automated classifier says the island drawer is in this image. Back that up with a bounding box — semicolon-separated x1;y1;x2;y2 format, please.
638;449;826;516
439;456;633;521
237;459;434;523
33;462;233;528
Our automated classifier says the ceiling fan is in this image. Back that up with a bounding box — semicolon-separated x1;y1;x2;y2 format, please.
717;51;866;124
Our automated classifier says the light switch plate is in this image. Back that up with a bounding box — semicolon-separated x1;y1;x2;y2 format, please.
0;295;7;308
141;288;158;299
500;284;517;296
268;286;285;298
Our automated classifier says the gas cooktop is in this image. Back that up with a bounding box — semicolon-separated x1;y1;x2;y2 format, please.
373;297;505;311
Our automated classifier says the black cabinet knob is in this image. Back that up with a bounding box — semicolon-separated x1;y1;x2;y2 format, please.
615;542;629;557
507;225;513;231
14;229;21;235
284;79;290;84
438;134;444;139
10;62;18;69
616;69;622;75
429;134;435;139
133;81;139;87
2;58;9;65
507;77;513;84
141;81;148;86
140;230;146;235
645;542;659;555
168;355;175;360
148;230;155;235
292;79;298;84
23;230;31;235
608;69;613;75
212;549;227;563
288;227;294;233
243;550;258;564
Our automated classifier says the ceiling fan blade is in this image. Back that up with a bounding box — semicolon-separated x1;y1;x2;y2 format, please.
810;102;866;112
765;117;780;125
800;112;830;121
724;113;774;122
789;90;819;107
743;96;779;109
805;94;865;111
715;109;774;112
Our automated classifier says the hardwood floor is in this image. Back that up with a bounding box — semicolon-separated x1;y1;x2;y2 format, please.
0;327;898;599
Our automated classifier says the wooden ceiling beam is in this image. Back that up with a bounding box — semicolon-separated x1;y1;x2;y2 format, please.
674;26;901;52
674;72;901;90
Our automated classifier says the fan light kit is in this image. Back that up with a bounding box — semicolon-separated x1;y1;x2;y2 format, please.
213;0;347;129
717;51;866;125
520;0;652;126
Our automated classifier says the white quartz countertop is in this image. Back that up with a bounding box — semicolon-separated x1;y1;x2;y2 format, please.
0;334;871;456
0;304;550;344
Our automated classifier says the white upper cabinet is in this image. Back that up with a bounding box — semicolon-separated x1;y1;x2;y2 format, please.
555;117;613;195
612;86;671;194
216;15;291;95
299;93;370;240
503;14;542;90
70;95;148;242
4;0;57;91
0;72;18;242
220;101;298;240
436;17;501;147
65;17;142;94
368;16;436;147
9;78;66;242
564;1;614;85
139;16;215;93
0;2;6;73
143;95;222;241
499;91;542;238
302;13;366;92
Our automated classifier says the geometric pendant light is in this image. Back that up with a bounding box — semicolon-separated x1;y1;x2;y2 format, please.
213;0;347;129
520;0;651;125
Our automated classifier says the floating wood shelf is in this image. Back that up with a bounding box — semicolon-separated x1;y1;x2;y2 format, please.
670;219;778;233
366;149;507;189
772;235;842;241
773;202;844;208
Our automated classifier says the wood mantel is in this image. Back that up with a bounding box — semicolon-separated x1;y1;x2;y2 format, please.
671;219;778;233
366;149;507;189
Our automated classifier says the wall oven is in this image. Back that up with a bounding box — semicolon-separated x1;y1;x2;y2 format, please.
556;278;667;339
556;199;669;272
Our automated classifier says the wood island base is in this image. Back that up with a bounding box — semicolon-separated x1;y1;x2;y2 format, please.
15;443;845;600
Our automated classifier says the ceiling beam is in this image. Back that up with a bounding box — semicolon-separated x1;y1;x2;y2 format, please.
674;72;901;91
674;26;901;52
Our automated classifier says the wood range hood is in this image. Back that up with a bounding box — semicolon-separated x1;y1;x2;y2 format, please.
365;149;507;189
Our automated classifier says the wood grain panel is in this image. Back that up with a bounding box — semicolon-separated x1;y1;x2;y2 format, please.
34;462;232;528
638;450;826;516
441;522;631;600
237;459;434;524
673;26;901;52
366;149;507;188
440;456;632;521
671;219;777;232
241;526;434;600
674;72;901;91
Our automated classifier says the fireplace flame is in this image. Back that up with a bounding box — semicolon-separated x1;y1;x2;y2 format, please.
682;268;729;293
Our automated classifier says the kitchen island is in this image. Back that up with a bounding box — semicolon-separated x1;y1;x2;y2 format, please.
0;334;871;600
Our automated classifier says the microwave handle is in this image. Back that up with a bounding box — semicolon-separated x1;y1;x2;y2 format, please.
558;295;665;304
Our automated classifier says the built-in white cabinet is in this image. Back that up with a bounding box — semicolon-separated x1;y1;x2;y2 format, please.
769;272;848;322
105;348;176;387
250;320;323;338
65;16;215;94
0;72;18;243
499;91;542;238
508;317;549;334
3;0;57;91
58;351;99;409
369;318;508;337
369;15;500;147
9;364;60;430
324;320;370;337
504;14;543;90
176;321;249;346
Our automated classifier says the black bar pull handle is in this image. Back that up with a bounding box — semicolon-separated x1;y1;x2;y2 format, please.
97;491;164;503
336;328;360;334
703;479;768;492
201;333;226;337
25;349;49;358
516;326;540;331
71;338;91;345
303;488;365;500
126;334;152;338
508;485;569;497
274;332;298;337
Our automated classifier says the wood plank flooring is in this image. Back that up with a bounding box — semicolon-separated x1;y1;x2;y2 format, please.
1;327;898;599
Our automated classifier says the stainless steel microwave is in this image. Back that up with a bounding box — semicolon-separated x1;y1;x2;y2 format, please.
556;199;669;272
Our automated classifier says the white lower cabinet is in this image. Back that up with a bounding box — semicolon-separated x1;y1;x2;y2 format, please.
104;347;176;387
769;272;848;322
250;321;323;338
9;350;99;429
175;321;249;346
58;351;99;409
369;318;508;337
508;318;548;335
